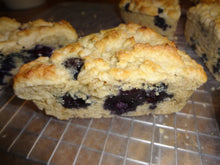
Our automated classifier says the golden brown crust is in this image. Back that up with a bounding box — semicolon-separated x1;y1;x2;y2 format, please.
0;17;78;54
15;23;207;94
14;57;67;88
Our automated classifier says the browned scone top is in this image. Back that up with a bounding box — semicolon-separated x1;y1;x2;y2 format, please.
0;17;78;55
14;23;206;91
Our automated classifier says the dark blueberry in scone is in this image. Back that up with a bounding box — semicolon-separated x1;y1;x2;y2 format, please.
104;83;173;115
28;45;54;59
201;53;208;63
0;54;16;72
0;45;55;86
158;8;164;14
124;3;130;12
145;90;173;105
104;89;147;115
61;93;90;109
63;58;84;80
154;16;169;31
0;53;17;85
213;59;220;73
218;48;220;56
149;104;157;110
190;37;197;50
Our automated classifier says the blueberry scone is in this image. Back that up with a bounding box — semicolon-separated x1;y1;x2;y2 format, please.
119;0;181;40
190;0;220;5
185;3;220;81
14;23;207;120
0;17;78;88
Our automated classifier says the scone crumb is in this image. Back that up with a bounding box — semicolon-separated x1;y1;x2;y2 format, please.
164;135;169;139
159;128;164;134
202;103;207;108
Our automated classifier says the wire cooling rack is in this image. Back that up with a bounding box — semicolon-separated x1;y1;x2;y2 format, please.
0;2;220;165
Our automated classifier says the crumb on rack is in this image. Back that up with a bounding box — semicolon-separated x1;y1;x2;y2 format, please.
159;128;164;134
202;103;207;108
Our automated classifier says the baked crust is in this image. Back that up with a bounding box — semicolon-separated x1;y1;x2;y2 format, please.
0;17;78;55
14;23;207;119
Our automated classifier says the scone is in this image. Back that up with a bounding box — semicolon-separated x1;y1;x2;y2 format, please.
119;0;181;40
14;23;207;120
0;17;78;88
190;0;220;4
185;3;220;81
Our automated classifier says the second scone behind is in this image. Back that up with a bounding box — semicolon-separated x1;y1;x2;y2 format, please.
119;0;181;40
14;23;207;120
185;3;220;81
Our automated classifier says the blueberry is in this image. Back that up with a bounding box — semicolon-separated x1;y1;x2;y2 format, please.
218;48;220;56
0;45;54;87
213;59;220;73
158;8;164;14
104;89;146;115
124;3;130;12
63;58;84;80
1;55;16;72
104;84;173;115
190;37;197;50
28;45;54;59
116;102;129;111
61;93;90;109
149;104;157;109
154;16;169;31
201;53;208;62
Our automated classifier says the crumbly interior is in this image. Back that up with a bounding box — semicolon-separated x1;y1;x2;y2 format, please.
14;23;207;120
29;83;194;119
119;0;181;40
185;3;220;81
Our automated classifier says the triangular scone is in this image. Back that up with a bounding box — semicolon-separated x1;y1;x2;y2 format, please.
14;23;207;120
0;17;78;88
